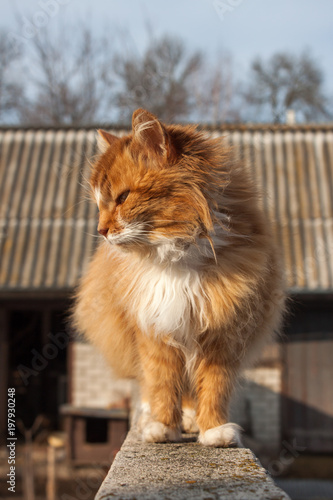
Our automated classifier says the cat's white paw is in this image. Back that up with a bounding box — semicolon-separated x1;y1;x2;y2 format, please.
142;422;182;443
199;423;242;447
182;408;199;433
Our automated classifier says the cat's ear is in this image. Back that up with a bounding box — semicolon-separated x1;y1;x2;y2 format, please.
132;109;173;160
96;129;119;154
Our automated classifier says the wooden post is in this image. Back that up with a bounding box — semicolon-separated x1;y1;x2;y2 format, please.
46;445;56;500
47;434;65;500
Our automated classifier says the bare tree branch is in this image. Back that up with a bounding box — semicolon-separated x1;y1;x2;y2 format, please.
113;34;202;123
190;52;241;124
18;24;114;126
244;51;331;123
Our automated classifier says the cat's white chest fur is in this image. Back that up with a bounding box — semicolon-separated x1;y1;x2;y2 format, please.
126;257;206;343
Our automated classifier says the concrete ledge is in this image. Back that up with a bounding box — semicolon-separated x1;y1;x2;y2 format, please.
95;429;290;499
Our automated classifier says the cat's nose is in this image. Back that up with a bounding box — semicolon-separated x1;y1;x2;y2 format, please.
98;227;108;237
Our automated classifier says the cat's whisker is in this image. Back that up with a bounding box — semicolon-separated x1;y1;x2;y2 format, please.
85;232;100;238
61;198;96;217
146;220;195;225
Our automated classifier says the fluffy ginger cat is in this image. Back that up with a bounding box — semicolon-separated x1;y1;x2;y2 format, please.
73;108;285;447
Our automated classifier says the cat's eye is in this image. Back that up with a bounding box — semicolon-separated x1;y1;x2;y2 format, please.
116;190;130;205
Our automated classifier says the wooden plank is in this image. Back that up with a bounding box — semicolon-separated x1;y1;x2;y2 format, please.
59;404;129;420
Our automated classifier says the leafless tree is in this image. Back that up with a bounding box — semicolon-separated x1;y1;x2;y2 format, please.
244;51;331;123
113;35;202;123
18;25;113;126
191;52;241;124
0;30;24;122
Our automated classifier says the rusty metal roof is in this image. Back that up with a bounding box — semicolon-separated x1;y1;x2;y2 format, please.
0;125;332;293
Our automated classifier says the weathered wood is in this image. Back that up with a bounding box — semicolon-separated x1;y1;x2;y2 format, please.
59;404;129;420
46;445;56;500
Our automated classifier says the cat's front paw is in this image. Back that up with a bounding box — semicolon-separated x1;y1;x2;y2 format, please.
142;422;182;443
199;423;242;447
182;408;199;433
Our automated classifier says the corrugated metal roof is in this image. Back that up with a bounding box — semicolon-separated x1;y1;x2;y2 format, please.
222;129;333;292
0;125;332;293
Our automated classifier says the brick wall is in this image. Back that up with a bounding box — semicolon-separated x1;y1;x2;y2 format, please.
71;341;133;408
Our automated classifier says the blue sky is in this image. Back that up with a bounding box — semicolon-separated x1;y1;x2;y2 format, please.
2;0;333;95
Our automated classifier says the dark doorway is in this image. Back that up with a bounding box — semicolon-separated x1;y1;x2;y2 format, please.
2;299;71;439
